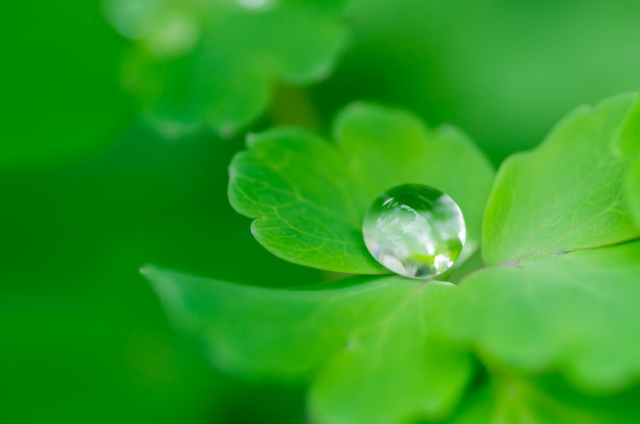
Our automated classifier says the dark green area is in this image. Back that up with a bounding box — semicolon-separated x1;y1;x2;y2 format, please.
1;1;132;167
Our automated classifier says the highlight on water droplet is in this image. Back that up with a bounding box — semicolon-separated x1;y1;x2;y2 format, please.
362;184;466;279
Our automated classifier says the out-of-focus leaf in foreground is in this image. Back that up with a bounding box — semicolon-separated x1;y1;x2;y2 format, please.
447;375;640;424
229;102;494;274
103;0;349;137
142;266;474;424
441;93;640;392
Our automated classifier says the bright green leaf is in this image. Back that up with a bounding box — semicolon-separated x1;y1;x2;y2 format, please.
443;240;640;391
613;92;640;159
439;93;640;394
309;303;473;424
142;266;474;424
483;93;640;266
229;102;494;274
447;375;640;424
628;160;640;226
104;0;349;137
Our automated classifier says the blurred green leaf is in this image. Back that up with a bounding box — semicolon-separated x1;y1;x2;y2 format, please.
143;267;474;424
104;0;349;137
482;93;640;266
229;103;494;273
0;0;131;168
447;375;640;424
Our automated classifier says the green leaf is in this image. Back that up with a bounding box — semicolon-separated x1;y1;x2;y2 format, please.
628;160;640;226
229;102;495;273
442;241;640;391
447;375;640;424
105;0;349;137
142;266;474;424
613;93;640;159
439;94;640;392
483;93;640;266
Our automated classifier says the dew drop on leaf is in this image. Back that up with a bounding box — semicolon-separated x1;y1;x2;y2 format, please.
362;184;466;279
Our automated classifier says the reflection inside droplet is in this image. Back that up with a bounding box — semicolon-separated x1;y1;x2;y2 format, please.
362;184;466;279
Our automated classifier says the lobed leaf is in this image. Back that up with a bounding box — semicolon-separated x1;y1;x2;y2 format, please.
442;241;640;391
105;0;349;137
142;266;474;424
482;93;640;266
441;93;640;393
229;102;495;274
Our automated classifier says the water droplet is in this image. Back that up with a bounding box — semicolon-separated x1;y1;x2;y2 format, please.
362;184;466;279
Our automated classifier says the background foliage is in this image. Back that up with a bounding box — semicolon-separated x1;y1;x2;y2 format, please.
2;0;640;423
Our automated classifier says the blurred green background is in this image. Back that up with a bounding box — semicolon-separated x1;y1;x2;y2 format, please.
2;0;640;422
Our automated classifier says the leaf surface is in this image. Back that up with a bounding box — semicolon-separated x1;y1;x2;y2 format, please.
105;0;349;136
483;94;640;266
628;160;640;226
229;103;495;273
613;93;640;159
442;94;640;393
143;266;474;424
442;241;640;391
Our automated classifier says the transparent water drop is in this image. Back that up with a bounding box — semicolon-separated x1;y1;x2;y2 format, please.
362;184;466;279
